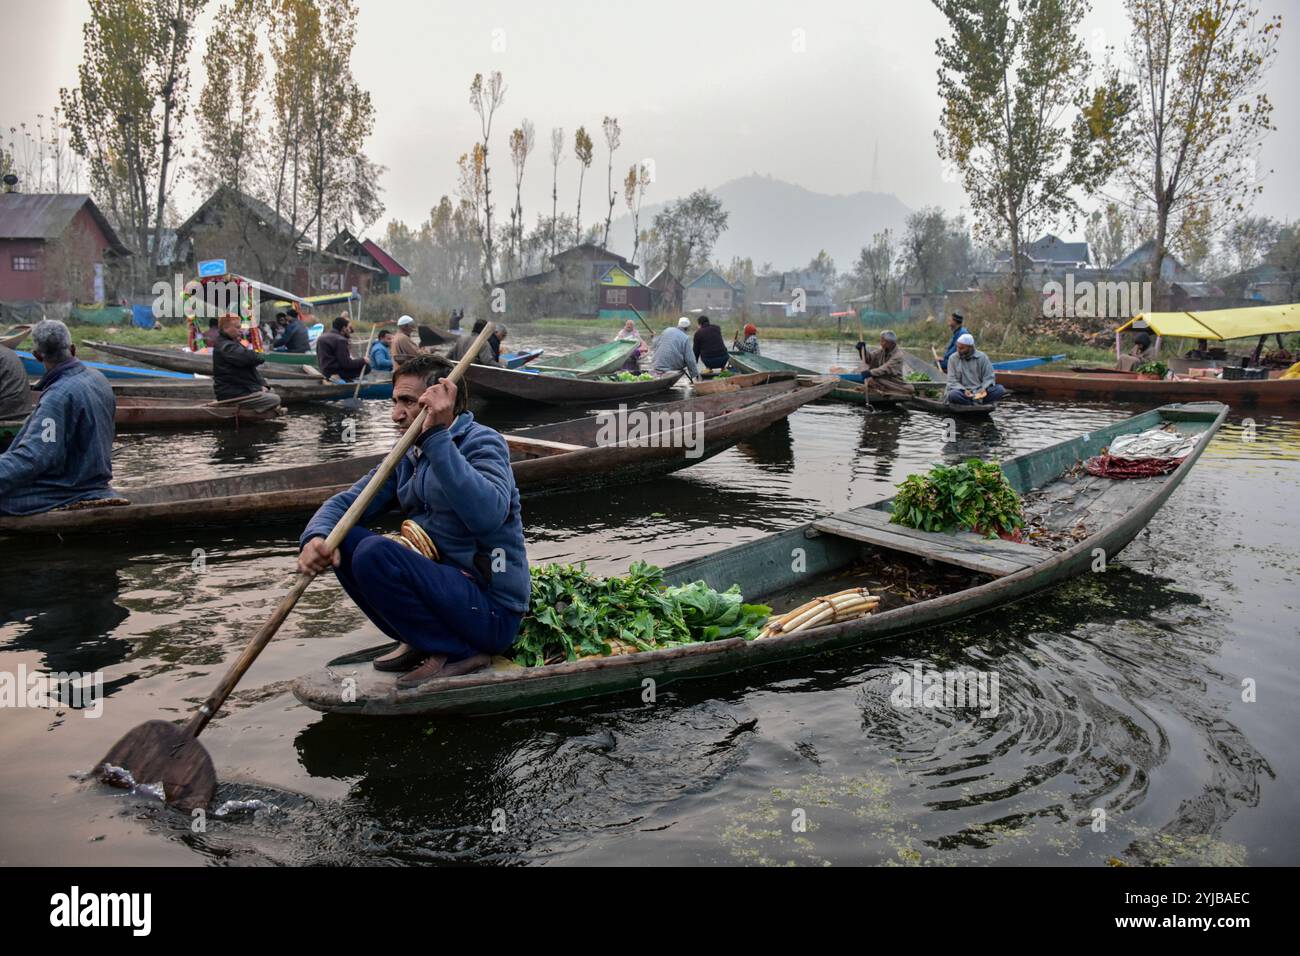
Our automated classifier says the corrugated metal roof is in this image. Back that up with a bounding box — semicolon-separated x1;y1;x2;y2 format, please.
361;238;410;277
0;192;130;255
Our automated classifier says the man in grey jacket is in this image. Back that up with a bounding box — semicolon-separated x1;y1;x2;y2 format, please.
652;316;699;381
946;333;1006;405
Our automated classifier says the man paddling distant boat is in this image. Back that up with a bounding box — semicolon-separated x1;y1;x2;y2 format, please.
946;333;1006;406
316;316;370;382
297;353;529;687
0;320;116;515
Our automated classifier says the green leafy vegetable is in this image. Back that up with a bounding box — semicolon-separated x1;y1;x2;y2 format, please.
512;561;771;667
609;371;653;382
889;458;1024;538
1134;360;1168;379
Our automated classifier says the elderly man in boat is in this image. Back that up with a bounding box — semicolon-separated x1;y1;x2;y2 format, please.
213;314;282;414
836;330;914;399
652;316;699;381
297;353;529;687
449;318;502;366
946;333;1006;405
391;315;422;366
0;320;117;516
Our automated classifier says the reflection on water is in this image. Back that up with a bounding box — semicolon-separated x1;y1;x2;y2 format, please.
2;331;1297;866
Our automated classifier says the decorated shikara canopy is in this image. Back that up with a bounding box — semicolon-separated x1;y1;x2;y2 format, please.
1117;303;1300;341
272;291;359;309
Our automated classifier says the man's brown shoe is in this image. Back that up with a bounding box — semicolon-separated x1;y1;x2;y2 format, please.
373;643;428;672
394;653;491;689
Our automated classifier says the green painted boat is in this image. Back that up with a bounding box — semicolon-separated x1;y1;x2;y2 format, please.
87;342;324;380
292;401;1227;717
727;351;815;375
528;340;638;377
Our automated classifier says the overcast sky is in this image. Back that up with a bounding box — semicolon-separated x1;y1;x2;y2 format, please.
4;0;1299;243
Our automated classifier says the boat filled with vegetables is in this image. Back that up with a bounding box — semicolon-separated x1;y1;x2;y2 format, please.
293;401;1226;716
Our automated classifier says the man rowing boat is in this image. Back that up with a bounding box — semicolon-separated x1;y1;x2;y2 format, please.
0;320;117;516
297;354;529;687
835;330;914;398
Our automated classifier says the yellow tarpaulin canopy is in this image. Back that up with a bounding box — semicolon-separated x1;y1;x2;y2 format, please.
1117;303;1300;341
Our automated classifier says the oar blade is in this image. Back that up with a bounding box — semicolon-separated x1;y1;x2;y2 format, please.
95;720;216;812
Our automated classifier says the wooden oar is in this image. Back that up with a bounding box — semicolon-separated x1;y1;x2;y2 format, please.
341;323;378;413
94;324;498;812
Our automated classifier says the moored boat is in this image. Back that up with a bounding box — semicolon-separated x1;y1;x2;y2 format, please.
902;395;998;417
86;341;325;380
527;340;638;377
1;325;31;349
292;401;1228;716
994;367;1299;405
113;395;283;428
0;378;834;536
692;369;796;395
17;349;194;380
462;363;684;405
726;351;814;375
502;348;544;369
108;375;392;404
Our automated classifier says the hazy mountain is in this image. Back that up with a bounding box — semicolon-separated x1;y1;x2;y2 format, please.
608;173;913;275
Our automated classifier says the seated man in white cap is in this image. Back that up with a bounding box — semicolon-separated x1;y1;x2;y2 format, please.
651;316;699;381
946;333;1006;405
391;314;422;367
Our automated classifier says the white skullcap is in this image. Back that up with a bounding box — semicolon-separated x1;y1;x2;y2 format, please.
677;316;691;328
397;315;415;326
957;333;975;346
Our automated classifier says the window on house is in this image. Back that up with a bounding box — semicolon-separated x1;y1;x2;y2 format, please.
12;256;38;271
607;288;627;305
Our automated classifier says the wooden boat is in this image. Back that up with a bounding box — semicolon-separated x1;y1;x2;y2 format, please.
528;340;638;376
86;342;324;380
902;395;997;417
692;370;796;395
17;349;194;381
827;379;908;407
463;363;684;405
995;367;1300;406
502;348;544;370
113;395;282;428
1;325;31;349
108;375;392;404
0;378;834;536
419;325;457;346
292;401;1228;716
727;351;814;375
993;353;1066;371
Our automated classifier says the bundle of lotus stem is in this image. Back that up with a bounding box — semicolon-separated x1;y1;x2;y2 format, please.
759;587;878;638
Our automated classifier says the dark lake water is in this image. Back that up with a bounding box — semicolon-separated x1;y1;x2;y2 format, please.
2;331;1297;866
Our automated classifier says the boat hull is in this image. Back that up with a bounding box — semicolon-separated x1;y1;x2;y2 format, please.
0;379;832;535
465;364;684;404
996;368;1299;405
293;401;1228;715
87;342;325;380
107;377;392;404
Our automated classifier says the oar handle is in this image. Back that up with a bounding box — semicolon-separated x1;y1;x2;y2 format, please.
183;322;496;739
352;323;378;396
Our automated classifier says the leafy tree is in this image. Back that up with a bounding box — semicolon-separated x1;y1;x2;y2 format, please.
1221;214;1280;274
1265;223;1300;300
902;207;949;294
933;0;1133;303
1123;0;1281;288
548;127;564;258
645;189;729;279
61;0;206;288
624;162;651;267
469;71;506;285
853;229;898;311
573;126;593;246
508;120;535;278
601;116;621;251
1085;201;1132;267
